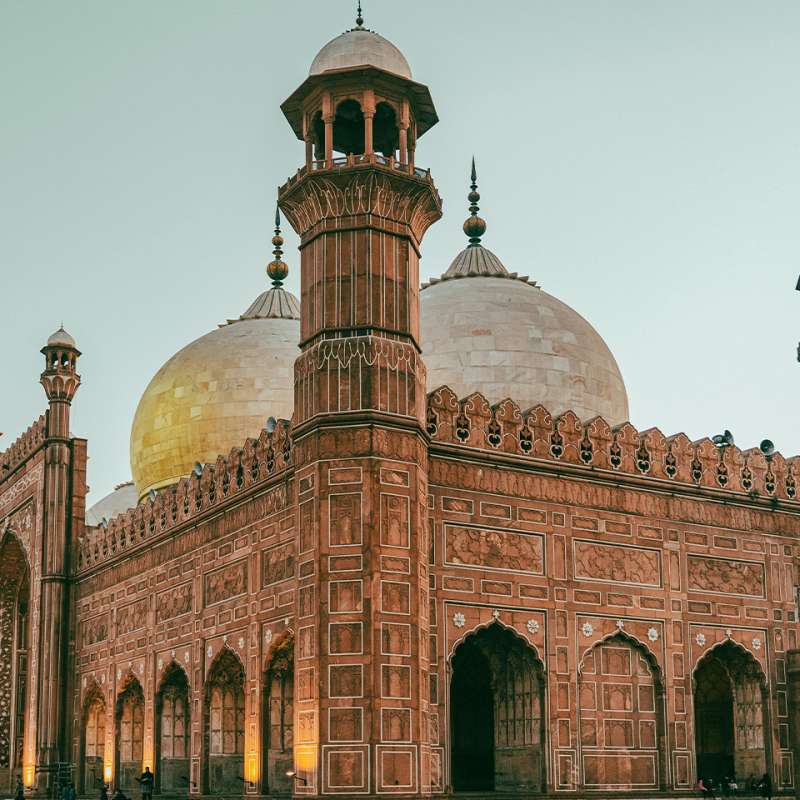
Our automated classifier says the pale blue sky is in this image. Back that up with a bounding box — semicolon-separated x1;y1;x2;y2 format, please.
2;1;799;506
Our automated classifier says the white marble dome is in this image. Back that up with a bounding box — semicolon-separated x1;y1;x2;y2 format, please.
130;287;300;501
85;482;139;526
419;246;629;426
310;29;412;80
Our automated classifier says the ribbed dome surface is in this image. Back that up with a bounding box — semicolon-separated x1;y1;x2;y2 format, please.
420;276;629;426
310;29;412;79
130;317;300;500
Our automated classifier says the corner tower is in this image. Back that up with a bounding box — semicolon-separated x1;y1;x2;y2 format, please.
278;12;442;796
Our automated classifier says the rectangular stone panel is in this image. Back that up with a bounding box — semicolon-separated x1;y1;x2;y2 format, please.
329;580;362;614
604;719;633;747
687;555;765;597
517;506;547;525
261;543;294;588
583;754;657;788
381;708;411;742
381;581;410;614
574;590;601;604
204;559;248;607
299;499;314;554
381;664;411;698
329;664;363;698
444;523;544;574
329;708;363;742
481;580;512;596
380;468;409;487
329;493;362;546
330;554;361;572
329;622;363;655
381;623;411;656
573;540;661;587
325;748;366;790
156;582;192;624
605;520;632;536
328;467;362;485
378;749;414;791
442;496;472;514
381;555;410;574
481;501;511;519
381;494;409;548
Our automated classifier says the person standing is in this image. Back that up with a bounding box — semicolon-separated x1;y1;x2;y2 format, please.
140;767;154;799
759;773;772;800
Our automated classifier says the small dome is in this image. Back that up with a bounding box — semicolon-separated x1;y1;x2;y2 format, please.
310;29;412;80
85;482;139;526
130;316;300;500
420;275;629;427
46;326;76;348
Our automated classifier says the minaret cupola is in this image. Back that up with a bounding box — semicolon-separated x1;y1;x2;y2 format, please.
280;5;438;170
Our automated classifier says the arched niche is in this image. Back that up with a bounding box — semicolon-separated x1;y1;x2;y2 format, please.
261;631;294;795
693;640;769;786
577;633;666;792
450;623;546;793
115;674;145;792
373;101;400;157
155;662;191;794
0;530;31;788
80;681;106;793
332;99;365;156
204;647;245;794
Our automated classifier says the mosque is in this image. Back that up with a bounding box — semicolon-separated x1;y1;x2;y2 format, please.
1;10;799;799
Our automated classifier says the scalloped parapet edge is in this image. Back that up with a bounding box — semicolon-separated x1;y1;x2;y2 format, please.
77;419;294;572
425;385;800;503
0;415;47;477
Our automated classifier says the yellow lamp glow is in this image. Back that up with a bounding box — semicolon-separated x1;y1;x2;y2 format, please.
23;765;34;787
247;758;258;783
104;764;112;782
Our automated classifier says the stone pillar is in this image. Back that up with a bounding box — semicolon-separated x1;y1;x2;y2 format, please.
36;330;81;795
280;159;441;796
785;651;800;799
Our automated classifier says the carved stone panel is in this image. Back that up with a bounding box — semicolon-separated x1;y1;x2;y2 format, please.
117;599;148;637
204;559;248;607
573;541;661;587
444;524;544;574
381;494;410;548
81;614;108;646
156;582;193;624
329;494;362;547
261;543;295;588
687;556;765;597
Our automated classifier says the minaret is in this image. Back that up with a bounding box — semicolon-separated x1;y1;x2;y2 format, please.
36;327;81;793
278;12;441;796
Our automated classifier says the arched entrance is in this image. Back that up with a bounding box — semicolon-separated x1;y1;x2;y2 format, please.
0;530;31;791
204;648;245;794
155;663;191;793
694;642;767;785
115;675;145;792
450;624;546;793
578;634;666;791
261;632;293;796
80;682;106;793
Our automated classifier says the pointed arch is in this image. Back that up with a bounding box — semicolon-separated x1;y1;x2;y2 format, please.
450;622;546;793
578;628;664;683
156;661;191;794
447;615;544;665
115;674;145;792
262;631;294;795
577;632;666;791
204;647;246;794
80;681;106;793
692;639;769;784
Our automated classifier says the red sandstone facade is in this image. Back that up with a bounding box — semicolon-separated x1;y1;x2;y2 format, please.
2;20;800;800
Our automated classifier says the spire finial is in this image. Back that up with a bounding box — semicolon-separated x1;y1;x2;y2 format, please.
267;205;289;288
356;2;364;28
463;156;487;246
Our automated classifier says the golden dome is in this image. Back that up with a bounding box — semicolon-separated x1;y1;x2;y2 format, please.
130;302;300;501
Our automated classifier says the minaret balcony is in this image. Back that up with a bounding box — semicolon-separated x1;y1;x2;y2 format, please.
279;151;436;199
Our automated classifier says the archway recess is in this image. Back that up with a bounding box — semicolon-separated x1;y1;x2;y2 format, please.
694;641;767;785
450;623;546;793
0;531;31;792
156;662;191;794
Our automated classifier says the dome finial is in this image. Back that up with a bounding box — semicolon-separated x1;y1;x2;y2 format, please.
267;205;289;288
463;156;487;246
